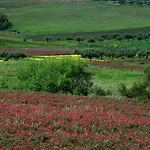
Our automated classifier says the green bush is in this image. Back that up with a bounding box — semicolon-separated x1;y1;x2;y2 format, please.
118;82;149;98
17;58;93;95
144;66;150;82
75;49;105;60
0;51;26;60
118;67;150;99
75;36;84;44
0;52;8;58
0;13;13;30
90;86;111;96
87;38;96;43
13;52;26;59
66;37;73;42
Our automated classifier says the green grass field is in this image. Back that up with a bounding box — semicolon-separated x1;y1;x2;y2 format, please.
1;1;150;37
0;38;65;48
89;65;143;96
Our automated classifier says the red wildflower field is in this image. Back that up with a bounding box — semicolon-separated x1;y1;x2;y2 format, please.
0;91;150;149
90;61;144;70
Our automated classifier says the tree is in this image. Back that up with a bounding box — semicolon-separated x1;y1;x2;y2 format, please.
124;34;133;41
116;36;123;42
87;38;96;43
136;35;143;41
66;37;73;42
75;36;84;44
143;34;149;41
0;13;13;30
45;37;52;42
99;37;104;42
111;34;120;39
101;35;108;40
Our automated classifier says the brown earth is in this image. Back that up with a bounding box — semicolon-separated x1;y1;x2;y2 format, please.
0;48;74;56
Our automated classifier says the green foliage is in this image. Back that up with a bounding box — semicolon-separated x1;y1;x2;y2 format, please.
90;86;111;96
119;67;150;99
66;37;73;42
136;35;143;41
17;58;93;95
0;13;13;30
118;82;149;98
45;37;52;42
75;48;150;59
75;49;104;60
101;35;108;40
144;66;150;83
75;36;84;44
116;36;123;42
87;38;96;43
0;51;8;58
0;51;26;60
124;34;133;41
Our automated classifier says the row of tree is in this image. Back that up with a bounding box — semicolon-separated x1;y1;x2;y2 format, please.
75;48;150;59
45;33;150;43
93;0;150;6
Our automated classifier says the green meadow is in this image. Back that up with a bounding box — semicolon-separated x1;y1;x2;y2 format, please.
1;1;150;37
89;65;143;96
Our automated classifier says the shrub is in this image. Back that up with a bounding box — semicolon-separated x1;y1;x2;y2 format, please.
144;66;150;83
5;52;14;60
90;86;111;96
0;51;8;58
17;58;93;95
118;67;150;99
0;51;26;60
118;82;149;98
13;52;26;59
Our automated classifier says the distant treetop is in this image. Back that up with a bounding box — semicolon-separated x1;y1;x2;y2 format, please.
0;13;13;31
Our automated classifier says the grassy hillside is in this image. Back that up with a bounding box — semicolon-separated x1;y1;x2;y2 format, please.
1;1;150;37
0;0;89;8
